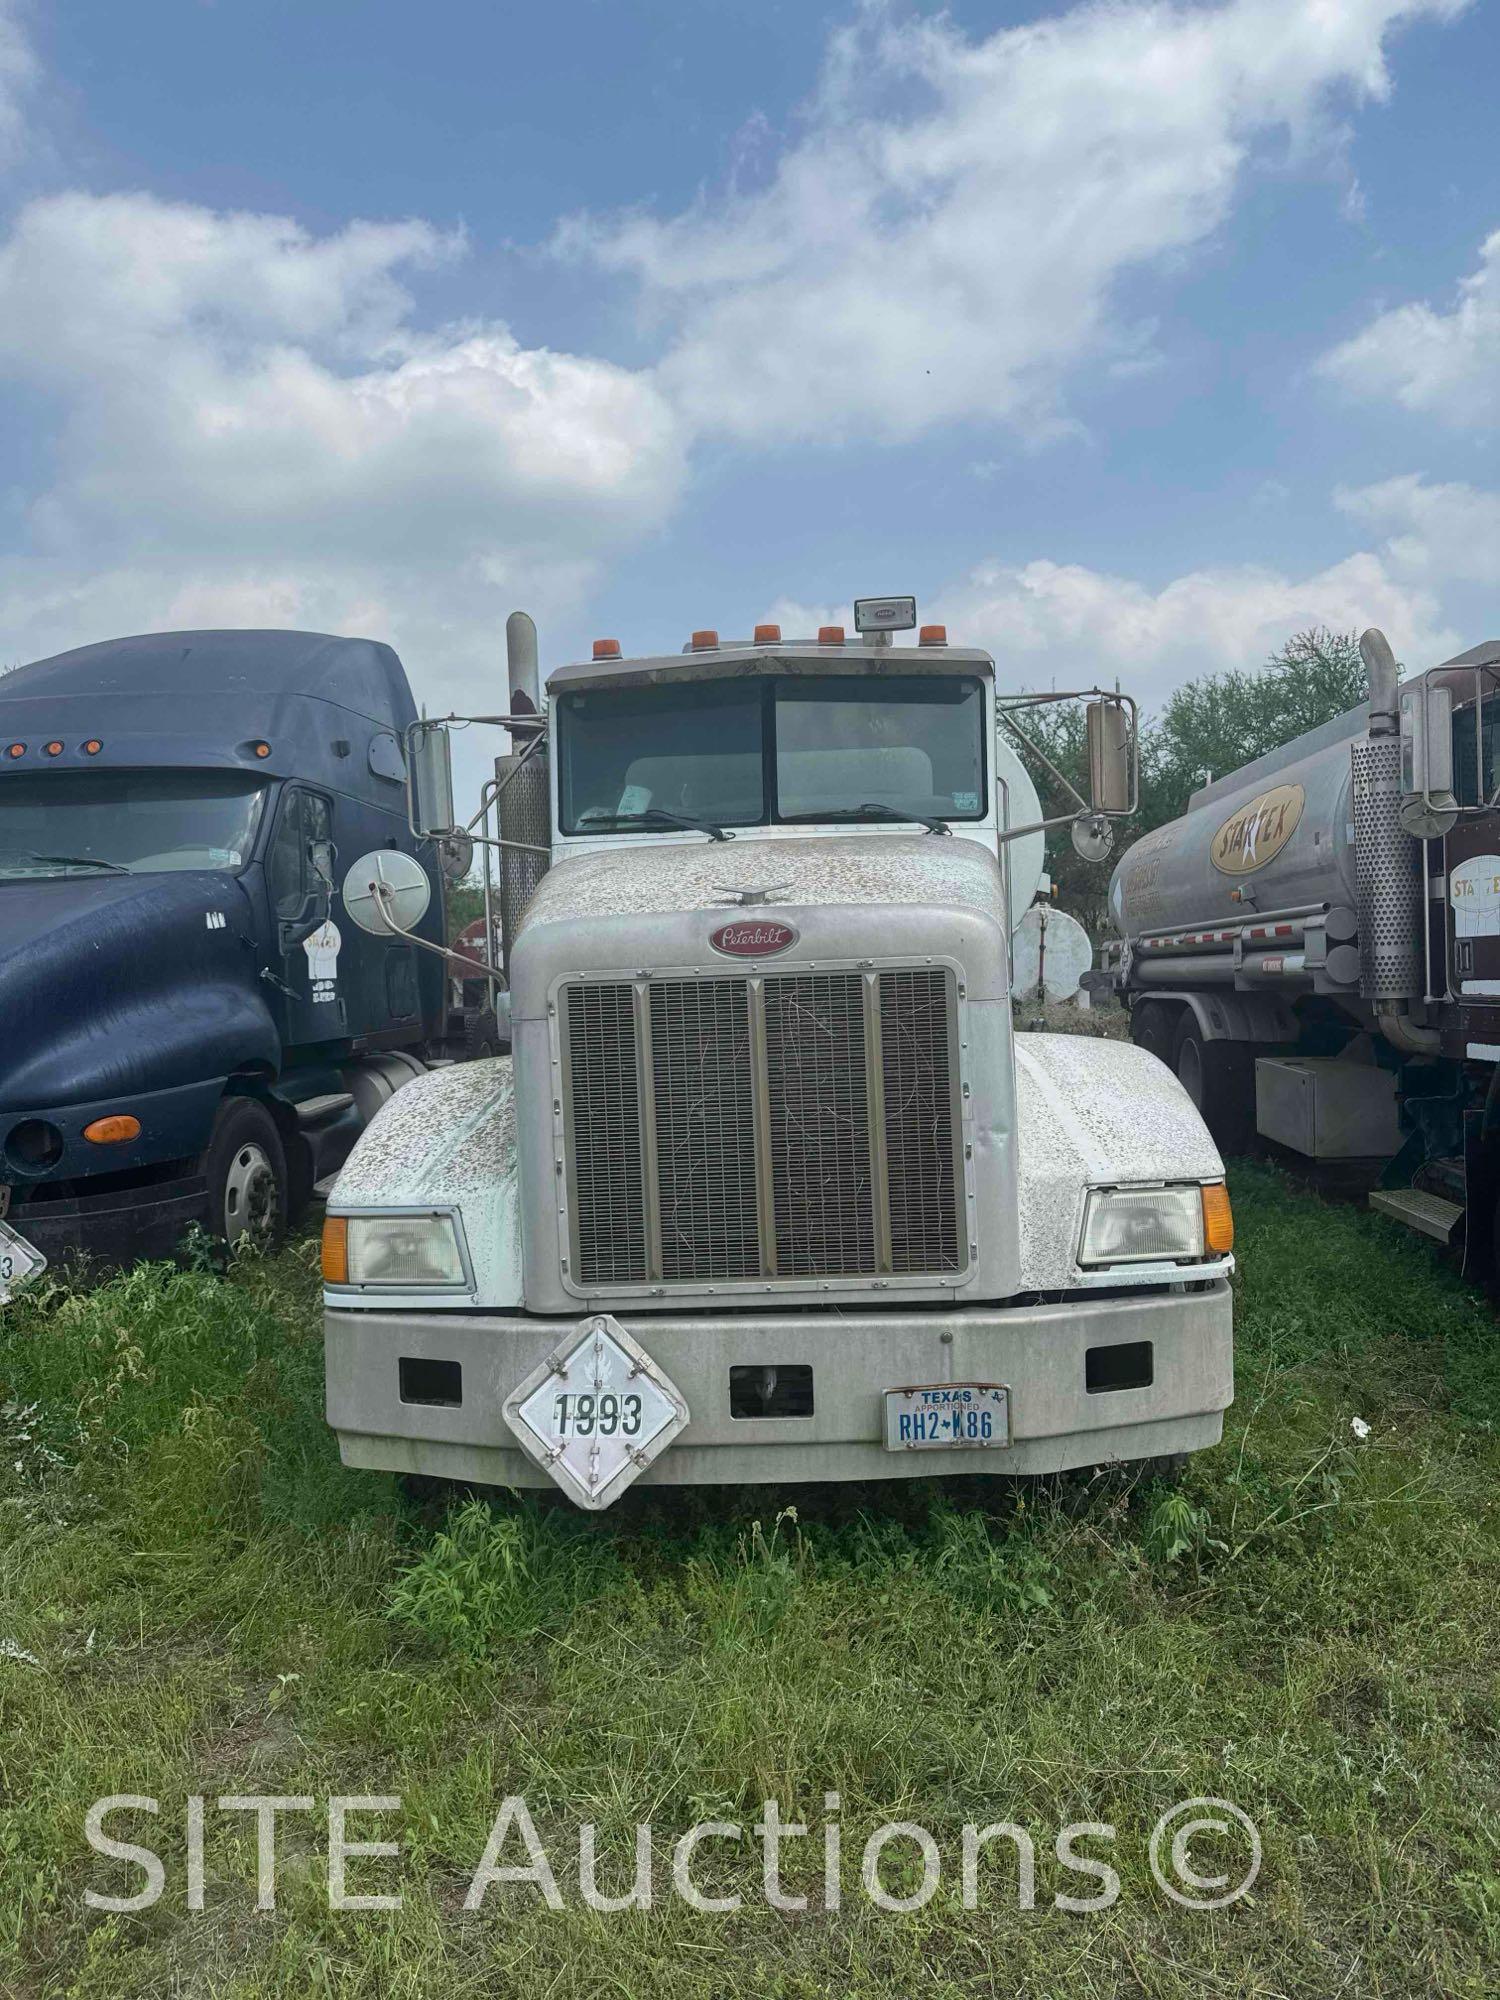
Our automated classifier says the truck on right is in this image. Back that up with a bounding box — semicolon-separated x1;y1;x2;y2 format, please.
1109;629;1500;1268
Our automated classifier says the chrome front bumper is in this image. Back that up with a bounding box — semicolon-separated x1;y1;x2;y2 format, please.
326;1279;1232;1493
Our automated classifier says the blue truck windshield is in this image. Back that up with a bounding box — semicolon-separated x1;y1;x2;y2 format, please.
558;674;987;834
0;771;267;879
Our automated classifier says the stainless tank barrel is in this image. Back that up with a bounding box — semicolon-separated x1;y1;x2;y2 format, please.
1110;717;1362;943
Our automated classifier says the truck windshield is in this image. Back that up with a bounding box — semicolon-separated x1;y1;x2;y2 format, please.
0;772;267;879
558;674;986;835
1453;695;1500;807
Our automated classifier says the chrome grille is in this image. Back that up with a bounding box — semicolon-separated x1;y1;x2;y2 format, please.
564;981;647;1283
764;973;875;1276
649;979;761;1281
562;968;963;1287
879;968;960;1273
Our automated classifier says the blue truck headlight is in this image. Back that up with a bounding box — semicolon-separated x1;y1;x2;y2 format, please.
1079;1185;1207;1267
332;1212;469;1289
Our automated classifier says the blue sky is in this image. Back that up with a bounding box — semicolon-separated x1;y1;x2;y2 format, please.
2;0;1498;758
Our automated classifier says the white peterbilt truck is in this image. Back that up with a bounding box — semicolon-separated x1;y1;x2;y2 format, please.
320;601;1234;1510
1109;629;1500;1262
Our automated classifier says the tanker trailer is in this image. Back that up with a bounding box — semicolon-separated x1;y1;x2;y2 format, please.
1110;631;1500;1265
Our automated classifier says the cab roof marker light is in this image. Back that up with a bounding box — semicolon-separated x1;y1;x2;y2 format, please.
44;740;64;757
753;623;781;644
818;626;846;645
253;741;271;758
919;624;948;647
690;629;719;651
83;739;103;755
6;743;24;759
592;638;621;660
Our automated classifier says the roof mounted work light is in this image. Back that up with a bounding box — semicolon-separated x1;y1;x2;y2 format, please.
853;596;917;636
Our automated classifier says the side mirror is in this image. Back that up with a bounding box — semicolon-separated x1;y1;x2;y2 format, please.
1399;677;1457;836
1086;698;1131;814
342;850;432;937
410;720;457;839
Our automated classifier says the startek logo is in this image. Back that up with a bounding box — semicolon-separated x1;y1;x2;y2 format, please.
709;919;798;957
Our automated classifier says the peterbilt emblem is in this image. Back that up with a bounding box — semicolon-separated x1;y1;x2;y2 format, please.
710;918;799;957
1210;782;1305;876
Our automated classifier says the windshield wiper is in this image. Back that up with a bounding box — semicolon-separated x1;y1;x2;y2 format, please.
24;850;131;873
780;803;952;836
578;808;733;843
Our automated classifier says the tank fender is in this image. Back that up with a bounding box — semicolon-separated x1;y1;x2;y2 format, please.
1135;989;1298;1045
1014;1035;1226;1290
328;1057;521;1306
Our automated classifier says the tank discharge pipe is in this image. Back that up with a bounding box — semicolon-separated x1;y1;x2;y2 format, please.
1356;627;1440;1054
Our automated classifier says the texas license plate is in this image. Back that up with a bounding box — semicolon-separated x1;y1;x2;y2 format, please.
884;1382;1010;1450
0;1220;46;1304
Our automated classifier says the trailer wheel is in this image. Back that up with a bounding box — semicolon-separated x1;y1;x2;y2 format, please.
1131;1001;1176;1066
200;1097;287;1249
464;1005;502;1062
1171;1018;1254;1155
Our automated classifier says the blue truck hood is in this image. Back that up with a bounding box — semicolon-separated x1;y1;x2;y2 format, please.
0;870;279;1109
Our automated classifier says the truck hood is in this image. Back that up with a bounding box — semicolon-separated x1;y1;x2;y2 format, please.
510;832;1011;1014
0;869;278;1108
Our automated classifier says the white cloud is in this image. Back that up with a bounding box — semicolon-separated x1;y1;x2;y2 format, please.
0;191;688;703
1320;232;1500;424
771;534;1456;714
1336;472;1500;585
560;0;1465;444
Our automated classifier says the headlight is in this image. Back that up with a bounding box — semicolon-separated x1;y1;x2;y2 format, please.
1079;1184;1229;1267
322;1212;468;1288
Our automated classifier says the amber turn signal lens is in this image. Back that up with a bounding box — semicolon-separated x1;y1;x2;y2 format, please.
1201;1183;1234;1255
83;1114;141;1145
321;1215;349;1285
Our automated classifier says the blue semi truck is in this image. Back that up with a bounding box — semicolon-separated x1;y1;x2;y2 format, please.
0;628;479;1273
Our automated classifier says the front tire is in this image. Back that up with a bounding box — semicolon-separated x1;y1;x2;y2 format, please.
1171;1018;1254;1155
1131;1000;1176;1066
199;1097;288;1249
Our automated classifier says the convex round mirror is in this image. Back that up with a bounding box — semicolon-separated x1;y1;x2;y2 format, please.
342;850;431;936
1070;812;1115;864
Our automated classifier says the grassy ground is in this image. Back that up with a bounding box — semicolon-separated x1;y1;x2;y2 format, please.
3;1168;1499;1997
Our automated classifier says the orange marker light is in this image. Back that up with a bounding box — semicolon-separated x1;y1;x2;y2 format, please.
6;743;24;759
592;638;622;660
1201;1183;1234;1256
690;629;719;651
83;1114;141;1145
818;626;845;644
253;741;271;759
321;1215;350;1285
83;739;103;755
918;624;948;647
753;623;781;643
44;740;64;757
